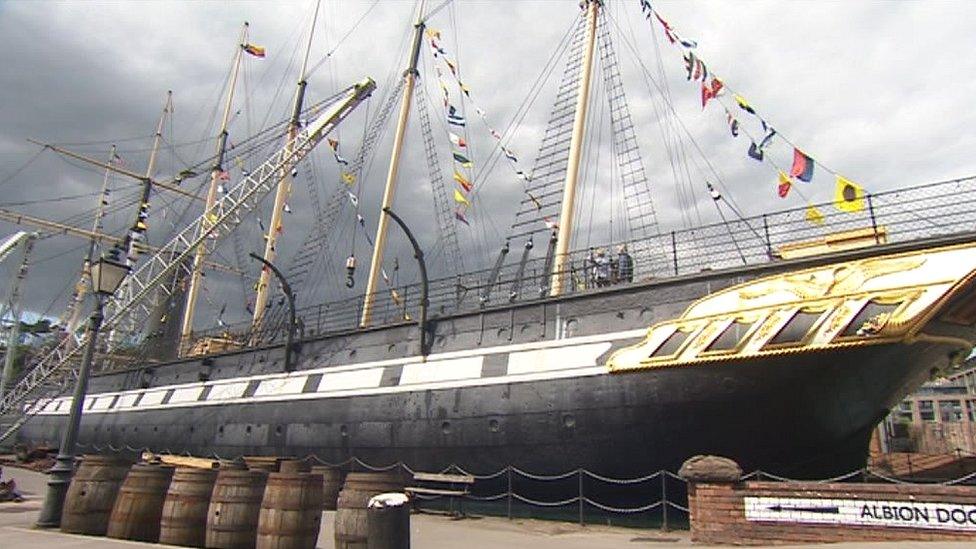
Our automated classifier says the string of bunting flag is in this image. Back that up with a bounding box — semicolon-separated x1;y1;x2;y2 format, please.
332;136;409;312
639;0;868;224
425;27;557;231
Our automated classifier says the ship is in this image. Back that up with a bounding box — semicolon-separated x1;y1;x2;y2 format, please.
4;1;976;479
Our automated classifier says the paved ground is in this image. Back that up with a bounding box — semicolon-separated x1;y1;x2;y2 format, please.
1;466;974;548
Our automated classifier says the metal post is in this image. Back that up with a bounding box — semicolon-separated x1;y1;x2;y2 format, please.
507;466;512;520
670;231;678;275
381;207;429;358
867;193;880;244
248;253;298;372
660;471;669;532
36;296;105;527
578;469;584;526
762;214;772;260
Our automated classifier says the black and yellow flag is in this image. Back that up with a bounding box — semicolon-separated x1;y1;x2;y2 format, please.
834;175;865;213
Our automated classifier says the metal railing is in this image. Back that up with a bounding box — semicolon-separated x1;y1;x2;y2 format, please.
171;174;976;354
23;173;971;373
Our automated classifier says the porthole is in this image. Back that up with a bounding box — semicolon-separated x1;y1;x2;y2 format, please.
189;426;195;433
275;425;283;435
348;349;357;359
245;425;252;435
218;426;225;435
441;421;452;434
562;414;576;429
488;419;500;433
388;344;397;354
153;426;158;432
340;425;348;437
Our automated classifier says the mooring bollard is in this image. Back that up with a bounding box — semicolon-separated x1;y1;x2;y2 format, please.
366;492;410;549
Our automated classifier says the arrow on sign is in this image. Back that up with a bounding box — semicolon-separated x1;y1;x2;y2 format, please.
768;505;840;514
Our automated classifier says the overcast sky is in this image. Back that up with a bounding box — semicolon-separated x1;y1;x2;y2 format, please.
2;0;975;330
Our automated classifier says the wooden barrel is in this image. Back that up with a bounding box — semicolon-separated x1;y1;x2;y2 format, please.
310;466;344;511
335;472;404;549
159;467;219;547
278;459;310;474
206;468;269;549
60;454;132;535
256;472;324;549
106;462;175;542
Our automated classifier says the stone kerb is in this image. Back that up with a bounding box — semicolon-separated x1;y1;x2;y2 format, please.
679;455;976;545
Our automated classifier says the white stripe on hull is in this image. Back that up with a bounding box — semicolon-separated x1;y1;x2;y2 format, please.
31;329;645;417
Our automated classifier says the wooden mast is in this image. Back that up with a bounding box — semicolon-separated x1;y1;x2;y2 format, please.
360;0;427;328
550;0;599;297
180;23;248;352
62;145;117;345
251;0;321;332
125;91;172;264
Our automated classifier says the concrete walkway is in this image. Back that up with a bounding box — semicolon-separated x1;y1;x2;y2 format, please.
1;466;973;548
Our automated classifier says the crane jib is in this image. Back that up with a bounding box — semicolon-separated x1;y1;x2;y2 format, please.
0;78;376;438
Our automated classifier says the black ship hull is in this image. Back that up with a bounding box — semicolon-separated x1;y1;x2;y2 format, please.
17;233;976;478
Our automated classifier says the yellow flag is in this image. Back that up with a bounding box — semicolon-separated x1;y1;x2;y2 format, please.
453;188;470;206
425;28;441;41
776;171;791;198
805;203;825;226
834;175;865;213
341;172;356;186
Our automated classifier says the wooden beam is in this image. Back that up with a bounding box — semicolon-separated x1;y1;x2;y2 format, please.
0;207;245;275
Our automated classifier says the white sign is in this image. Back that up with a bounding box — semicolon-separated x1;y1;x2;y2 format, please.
745;496;976;532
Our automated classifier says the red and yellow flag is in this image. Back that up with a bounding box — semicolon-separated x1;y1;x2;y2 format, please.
243;44;266;58
453;170;473;192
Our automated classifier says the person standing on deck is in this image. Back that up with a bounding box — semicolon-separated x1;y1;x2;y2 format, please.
617;245;634;283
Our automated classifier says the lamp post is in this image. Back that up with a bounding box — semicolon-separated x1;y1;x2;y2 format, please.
37;251;129;528
248;253;301;372
381;207;430;358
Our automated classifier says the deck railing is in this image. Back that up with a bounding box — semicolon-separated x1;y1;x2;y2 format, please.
105;174;976;365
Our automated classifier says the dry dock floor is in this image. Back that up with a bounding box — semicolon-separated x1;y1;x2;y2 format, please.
1;466;973;548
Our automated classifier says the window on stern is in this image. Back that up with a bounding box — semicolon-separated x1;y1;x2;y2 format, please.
840;301;902;337
919;400;935;422
649;328;693;358
705;320;755;353
767;310;822;346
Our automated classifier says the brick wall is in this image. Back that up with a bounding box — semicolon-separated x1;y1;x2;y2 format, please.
688;478;976;545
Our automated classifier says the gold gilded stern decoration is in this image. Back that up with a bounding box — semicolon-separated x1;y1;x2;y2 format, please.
739;257;926;301
607;241;976;373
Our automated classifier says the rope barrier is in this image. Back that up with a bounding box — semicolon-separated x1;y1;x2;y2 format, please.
585;469;662;484
583;497;663;514
68;445;976;526
510;466;579;481
511;493;580;507
666;500;690;513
